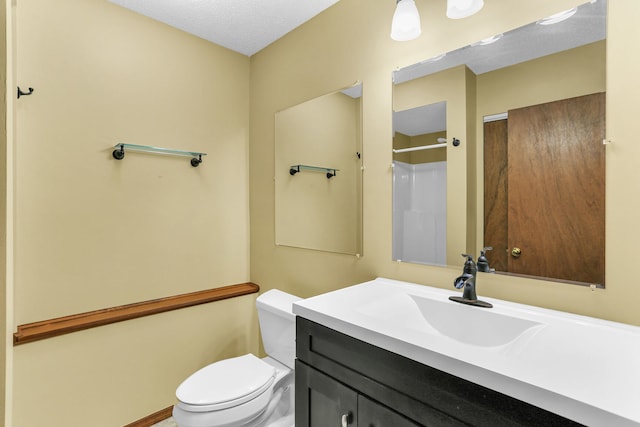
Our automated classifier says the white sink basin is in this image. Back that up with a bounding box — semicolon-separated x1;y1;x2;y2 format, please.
409;294;543;347
293;277;640;427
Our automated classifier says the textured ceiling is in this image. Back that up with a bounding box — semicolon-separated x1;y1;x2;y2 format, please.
109;0;340;56
394;102;447;137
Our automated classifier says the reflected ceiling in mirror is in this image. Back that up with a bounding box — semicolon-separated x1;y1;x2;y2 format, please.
393;0;605;84
394;102;446;137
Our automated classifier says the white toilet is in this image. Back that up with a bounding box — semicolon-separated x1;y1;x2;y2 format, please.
172;289;301;427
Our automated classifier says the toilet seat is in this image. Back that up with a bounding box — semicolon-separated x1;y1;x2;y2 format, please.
176;354;276;412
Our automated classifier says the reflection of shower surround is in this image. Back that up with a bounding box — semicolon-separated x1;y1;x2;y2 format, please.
392;160;446;266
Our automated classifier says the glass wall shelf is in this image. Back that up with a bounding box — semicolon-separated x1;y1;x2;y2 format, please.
289;164;339;179
112;143;207;167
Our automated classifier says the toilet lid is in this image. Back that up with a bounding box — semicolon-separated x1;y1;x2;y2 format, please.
176;354;276;408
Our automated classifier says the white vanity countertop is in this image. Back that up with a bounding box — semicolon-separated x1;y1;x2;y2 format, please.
292;277;640;427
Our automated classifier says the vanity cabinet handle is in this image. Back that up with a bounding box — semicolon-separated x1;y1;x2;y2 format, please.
341;411;353;427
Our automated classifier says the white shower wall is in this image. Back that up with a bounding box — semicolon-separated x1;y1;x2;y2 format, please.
392;160;447;265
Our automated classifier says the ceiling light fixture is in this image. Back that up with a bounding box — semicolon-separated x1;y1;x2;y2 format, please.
421;53;447;63
537;8;578;25
391;0;422;41
446;0;484;19
471;33;503;46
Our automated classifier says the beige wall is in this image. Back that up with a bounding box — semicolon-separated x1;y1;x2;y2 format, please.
477;41;606;116
1;0;9;422
1;0;638;425
14;0;251;324
13;296;257;426
6;0;256;425
250;0;640;327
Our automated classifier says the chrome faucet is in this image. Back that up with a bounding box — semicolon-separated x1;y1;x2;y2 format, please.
450;254;493;308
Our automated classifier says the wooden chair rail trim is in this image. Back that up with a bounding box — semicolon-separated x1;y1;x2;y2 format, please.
123;406;174;427
14;282;259;345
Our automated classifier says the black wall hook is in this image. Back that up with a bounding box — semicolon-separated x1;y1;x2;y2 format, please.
17;87;34;99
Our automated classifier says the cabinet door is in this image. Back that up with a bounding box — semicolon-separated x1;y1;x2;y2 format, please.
296;360;358;427
358;395;422;427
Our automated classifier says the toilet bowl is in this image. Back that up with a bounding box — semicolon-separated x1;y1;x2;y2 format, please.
173;289;301;427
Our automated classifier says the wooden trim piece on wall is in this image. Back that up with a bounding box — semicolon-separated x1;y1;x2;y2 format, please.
14;282;259;345
123;406;174;427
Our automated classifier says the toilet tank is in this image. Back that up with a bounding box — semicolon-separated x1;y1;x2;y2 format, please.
256;289;302;370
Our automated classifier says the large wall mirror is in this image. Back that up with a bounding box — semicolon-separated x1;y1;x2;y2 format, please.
392;0;606;286
275;83;363;255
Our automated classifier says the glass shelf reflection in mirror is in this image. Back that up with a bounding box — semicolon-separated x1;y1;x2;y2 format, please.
275;83;363;256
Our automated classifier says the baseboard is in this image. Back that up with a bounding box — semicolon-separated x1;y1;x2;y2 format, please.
123;406;174;427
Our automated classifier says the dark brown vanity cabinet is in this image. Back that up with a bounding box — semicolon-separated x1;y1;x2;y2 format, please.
295;317;581;427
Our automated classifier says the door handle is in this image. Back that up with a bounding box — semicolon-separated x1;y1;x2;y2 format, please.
341;411;353;427
511;247;522;258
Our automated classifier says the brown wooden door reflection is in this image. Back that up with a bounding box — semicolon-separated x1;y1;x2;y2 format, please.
484;93;605;285
484;119;509;272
